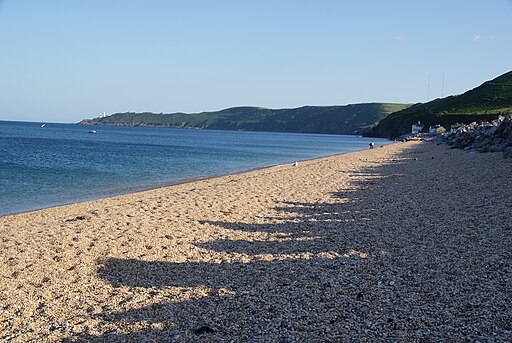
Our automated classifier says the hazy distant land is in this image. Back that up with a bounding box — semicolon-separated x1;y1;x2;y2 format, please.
80;103;409;135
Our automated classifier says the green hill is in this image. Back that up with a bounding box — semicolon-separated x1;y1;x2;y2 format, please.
80;103;409;135
370;71;512;138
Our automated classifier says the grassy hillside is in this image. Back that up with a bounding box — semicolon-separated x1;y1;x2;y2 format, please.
370;71;512;138
80;103;409;135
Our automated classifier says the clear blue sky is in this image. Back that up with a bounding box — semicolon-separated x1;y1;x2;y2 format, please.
1;0;511;123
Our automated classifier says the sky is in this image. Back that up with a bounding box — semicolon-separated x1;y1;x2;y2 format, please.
0;0;511;123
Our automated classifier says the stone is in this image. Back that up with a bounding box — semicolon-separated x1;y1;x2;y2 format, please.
194;325;215;335
442;115;512;153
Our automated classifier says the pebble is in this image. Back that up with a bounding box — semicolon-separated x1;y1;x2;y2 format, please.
0;141;510;342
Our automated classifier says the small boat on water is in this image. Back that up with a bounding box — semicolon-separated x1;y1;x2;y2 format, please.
89;130;97;134
41;124;46;127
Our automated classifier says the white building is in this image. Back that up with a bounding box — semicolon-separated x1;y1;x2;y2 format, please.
411;121;424;134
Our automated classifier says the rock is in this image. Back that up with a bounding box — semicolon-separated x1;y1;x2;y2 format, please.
442;115;512;154
194;325;215;335
478;144;491;153
65;215;88;222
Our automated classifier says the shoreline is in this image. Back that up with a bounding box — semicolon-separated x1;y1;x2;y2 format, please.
1;143;387;218
1;140;510;341
0;161;292;219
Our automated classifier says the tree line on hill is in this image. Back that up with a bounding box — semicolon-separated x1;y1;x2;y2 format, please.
80;71;512;139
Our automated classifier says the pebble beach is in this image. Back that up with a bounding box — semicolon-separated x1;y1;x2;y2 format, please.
1;140;511;341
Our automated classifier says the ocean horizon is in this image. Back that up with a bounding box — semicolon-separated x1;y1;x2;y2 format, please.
0;120;389;216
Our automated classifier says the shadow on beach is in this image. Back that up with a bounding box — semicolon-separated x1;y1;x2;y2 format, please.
68;200;378;341
64;144;511;342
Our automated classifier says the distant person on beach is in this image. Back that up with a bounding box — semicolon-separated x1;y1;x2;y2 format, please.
368;142;374;149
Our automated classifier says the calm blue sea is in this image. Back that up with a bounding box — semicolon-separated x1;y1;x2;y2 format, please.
0;121;389;216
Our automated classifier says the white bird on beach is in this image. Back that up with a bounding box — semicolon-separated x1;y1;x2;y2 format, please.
293;161;299;167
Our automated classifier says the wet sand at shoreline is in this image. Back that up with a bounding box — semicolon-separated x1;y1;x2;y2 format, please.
1;141;510;341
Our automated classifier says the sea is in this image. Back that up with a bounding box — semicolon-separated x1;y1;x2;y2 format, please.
0;121;389;216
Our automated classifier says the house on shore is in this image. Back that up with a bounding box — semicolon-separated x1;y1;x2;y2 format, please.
411;121;424;134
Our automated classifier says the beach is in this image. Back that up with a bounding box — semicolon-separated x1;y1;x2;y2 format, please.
1;140;510;341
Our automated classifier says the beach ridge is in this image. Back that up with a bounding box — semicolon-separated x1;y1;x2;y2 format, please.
1;141;510;341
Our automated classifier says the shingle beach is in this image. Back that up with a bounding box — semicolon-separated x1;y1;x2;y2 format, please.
1;140;510;342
